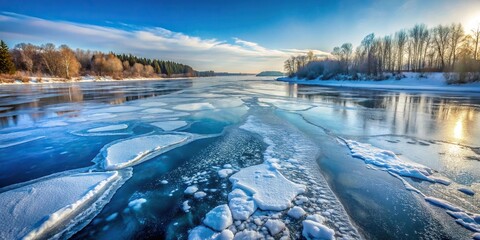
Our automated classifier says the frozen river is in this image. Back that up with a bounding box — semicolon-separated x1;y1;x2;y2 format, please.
0;76;479;239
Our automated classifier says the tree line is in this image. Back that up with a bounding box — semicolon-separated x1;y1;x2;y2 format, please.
0;41;211;81
285;23;480;83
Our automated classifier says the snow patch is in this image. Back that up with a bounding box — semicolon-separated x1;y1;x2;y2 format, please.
0;170;130;240
95;133;191;170
229;164;306;211
344;139;435;182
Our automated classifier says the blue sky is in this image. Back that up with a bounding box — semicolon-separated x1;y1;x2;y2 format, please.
1;0;479;72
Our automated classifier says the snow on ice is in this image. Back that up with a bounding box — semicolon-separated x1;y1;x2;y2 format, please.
95;134;192;170
0;170;131;240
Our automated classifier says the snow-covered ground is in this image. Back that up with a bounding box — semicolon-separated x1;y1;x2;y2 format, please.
0;75;197;85
278;72;480;92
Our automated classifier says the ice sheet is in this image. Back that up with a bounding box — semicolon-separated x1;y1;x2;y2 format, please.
0;170;131;240
95;134;192;170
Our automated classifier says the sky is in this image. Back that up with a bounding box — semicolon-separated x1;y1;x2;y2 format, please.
0;0;480;72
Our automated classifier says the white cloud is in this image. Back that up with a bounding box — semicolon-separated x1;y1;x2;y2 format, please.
0;12;329;72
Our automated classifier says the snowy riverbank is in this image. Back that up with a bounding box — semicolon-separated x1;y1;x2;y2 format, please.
278;72;480;93
0;75;197;85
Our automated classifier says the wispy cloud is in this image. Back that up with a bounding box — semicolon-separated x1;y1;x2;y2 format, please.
0;12;329;72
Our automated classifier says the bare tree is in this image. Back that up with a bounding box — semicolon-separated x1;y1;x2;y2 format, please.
433;25;450;71
472;24;480;61
448;23;464;70
395;30;408;72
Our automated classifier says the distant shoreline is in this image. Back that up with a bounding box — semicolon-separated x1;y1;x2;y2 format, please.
277;72;480;93
0;75;199;85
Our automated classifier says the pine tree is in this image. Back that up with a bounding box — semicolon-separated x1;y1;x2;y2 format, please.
0;40;16;74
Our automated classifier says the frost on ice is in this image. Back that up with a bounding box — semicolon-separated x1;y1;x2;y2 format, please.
229;164;306;211
94;133;192;170
0;170;131;240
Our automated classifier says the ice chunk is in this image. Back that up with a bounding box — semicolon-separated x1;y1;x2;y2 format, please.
151;121;188;131
216;229;234;240
203;204;233;231
185;185;198;195
128;198;147;211
233;230;263;240
194;191;207;199
182;200;191;212
288;206;306;219
87;124;128;133
105;213;118;222
344;139;434;182
218;169;234;178
229;196;257;220
306;214;326;223
302;220;335;240
173;102;215;111
188;226;216;240
228;188;248;201
229;164;306;211
95;134;191;170
0;170;130;240
264;219;285;235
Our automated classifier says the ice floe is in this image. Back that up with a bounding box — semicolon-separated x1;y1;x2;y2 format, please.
302;219;335;240
184;185;198;195
128;198;147;211
264;219;285;235
194;191;207;199
218;168;234;178
288;206;307;219
94;133;194;170
87;124;129;133
344;139;436;182
0;170;131;240
229;164;306;211
150;120;188;131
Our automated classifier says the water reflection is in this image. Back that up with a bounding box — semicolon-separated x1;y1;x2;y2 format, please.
0;79;192;128
293;84;480;146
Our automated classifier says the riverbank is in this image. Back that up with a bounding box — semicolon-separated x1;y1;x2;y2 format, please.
278;72;480;93
0;75;197;85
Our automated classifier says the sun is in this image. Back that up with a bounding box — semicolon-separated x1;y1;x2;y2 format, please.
466;13;480;31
